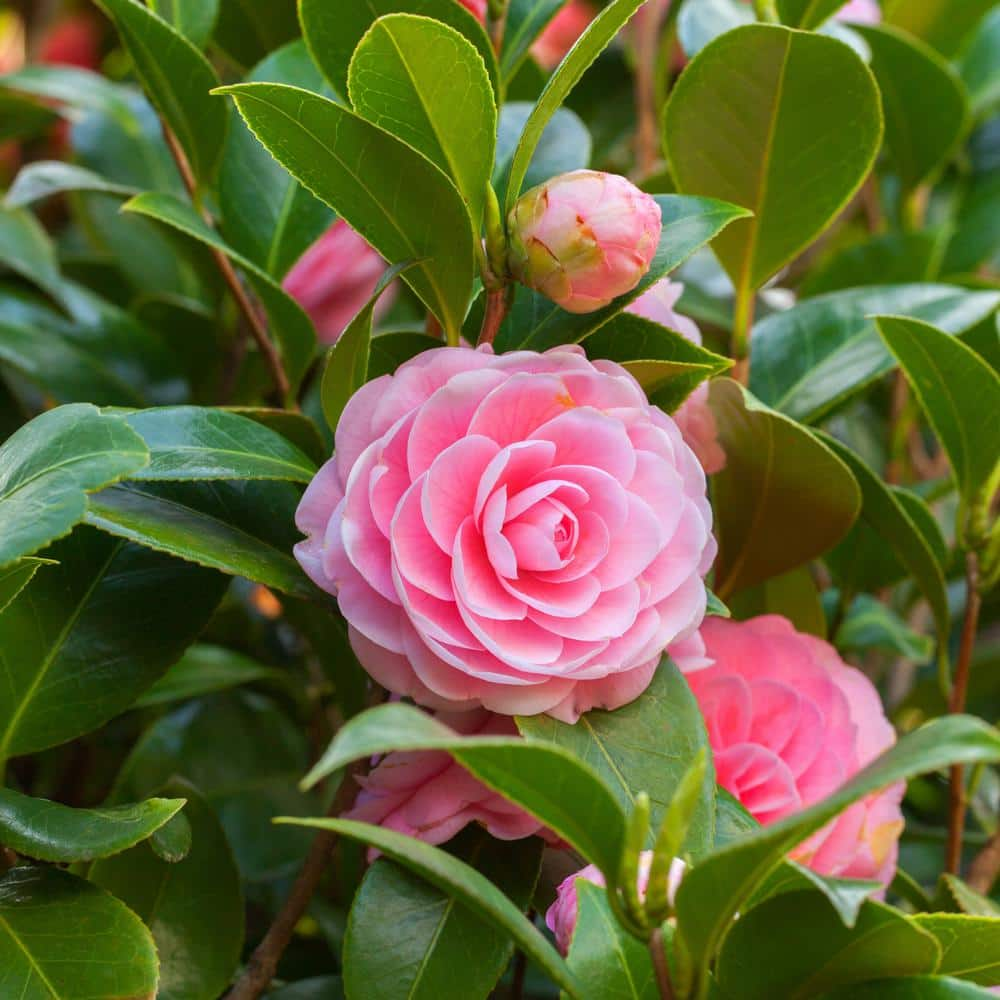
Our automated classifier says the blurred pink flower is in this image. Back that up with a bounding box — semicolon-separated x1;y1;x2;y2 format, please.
282;221;396;345
508;170;662;313
295;344;715;722
545;853;686;955
627;278;726;475
346;708;548;847
685;615;905;884
836;0;881;24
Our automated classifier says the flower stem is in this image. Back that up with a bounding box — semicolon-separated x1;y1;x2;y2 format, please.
946;550;982;875
730;280;755;386
649;928;676;1000
478;285;512;347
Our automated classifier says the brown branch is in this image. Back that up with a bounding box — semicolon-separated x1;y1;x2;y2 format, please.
633;5;662;177
225;763;366;1000
160;124;291;404
649;927;675;1000
946;550;982;875
478;286;512;347
968;828;1000;895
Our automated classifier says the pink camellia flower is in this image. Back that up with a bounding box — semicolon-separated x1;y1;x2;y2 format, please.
346;708;548;846
295;343;715;722
282;220;396;345
627;278;726;475
837;0;881;24
546;854;687;955
508;170;662;314
685;615;905;884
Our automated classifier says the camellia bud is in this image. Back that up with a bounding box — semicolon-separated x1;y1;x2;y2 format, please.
507;169;662;313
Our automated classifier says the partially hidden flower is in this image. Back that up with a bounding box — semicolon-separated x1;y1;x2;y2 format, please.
346;708;549;846
685;615;905;884
295;344;715;722
282;220;396;345
545;854;687;955
38;13;101;69
627;278;726;475
508;170;662;314
836;0;881;24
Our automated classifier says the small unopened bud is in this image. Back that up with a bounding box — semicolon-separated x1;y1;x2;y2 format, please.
507;170;661;313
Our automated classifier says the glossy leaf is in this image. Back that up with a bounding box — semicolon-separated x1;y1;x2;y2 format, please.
123;406;316;483
750;860;882;929
883;0;997;58
344;831;542;1000
501;0;566;77
216;82;475;342
280;817;581;998
834;595;935;664
674;715;1000;989
303;702;627;878
912;914;1000;986
0;558;51;616
827;979;998;999
349;14;496;232
856;25;969;192
665;24;881;292
300;0;499;100
504;0;645;215
707;379;861;598
0;403;149;570
0;527;226;757
749;285;1000;424
716;892;941;999
368;331;443;379
4;161;137;208
516;660;716;858
94;0;227;185
0;866;159;999
219;40;334;279
876;315;1000;511
84;480;319;600
123;191;316;400
0;204;65;304
149;0;219;48
0;788;185;863
776;0;843;29
959;8;1000;119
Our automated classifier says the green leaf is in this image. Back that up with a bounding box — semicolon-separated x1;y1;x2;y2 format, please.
279;817;581;999
580;312;731;412
267;980;345;1000
93;0;227;185
0;403;149;570
114;691;317;883
349;14;496;233
834;595;935;664
134;644;292;708
215;82;475;342
818;435;950;661
936;875;1000;918
750;860;882;929
302;702;627;878
677;0;753;60
728;566;827;638
516;660;716;859
775;0;843;29
912;914;1000;986
0;65;135;129
826;978;998;999
674;715;1000;991
501;194;750;352
567;881;659;1000
665;24;881;294
0;527;226;758
84;480;319;600
228;407;328;466
0;866;158;999
149;0;219;48
716;892;941;1000
707;379;861;598
4;161;138;209
219;40;335;280
855;25;969;193
0;789;184;863
883;0;997;58
321;262;416;434
749;284;1000;424
504;0;646;216
300;0;499;100
123;191;317;400
876;315;1000;512
0;558;52;616
344;831;542;1000
90;781;244;1000
122;406;317;483
0;204;65;304
501;0;566;78
368;331;444;379
211;0;299;69
959;8;1000;119
149;812;192;863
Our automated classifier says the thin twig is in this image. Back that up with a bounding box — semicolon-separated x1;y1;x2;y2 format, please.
649;927;675;1000
729;282;754;386
946;550;982;875
161;124;291;404
968;828;1000;895
487;0;510;58
633;4;662;177
225;763;366;1000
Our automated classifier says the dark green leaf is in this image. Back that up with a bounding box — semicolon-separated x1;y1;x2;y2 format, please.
883;0;997;58
303;702;627;878
4;161;138;209
0;866;158;999
215;82;475;342
94;0;227;185
959;8;1000;119
0;788;185;863
0;558;52;615
835;595;935;664
826;978;998;999
516;660;716;859
344;831;542;1000
267;980;345;1000
90;781;244;1000
211;0;299;69
727;566;826;638
501;0;566;78
0;404;149;569
776;0;844;29
0;527;226;757
149;0;219;48
665;24;882;293
368;331;444;379
149;811;192;863
0;204;65;304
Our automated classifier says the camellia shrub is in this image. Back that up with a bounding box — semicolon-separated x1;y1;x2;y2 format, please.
2;0;1000;997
